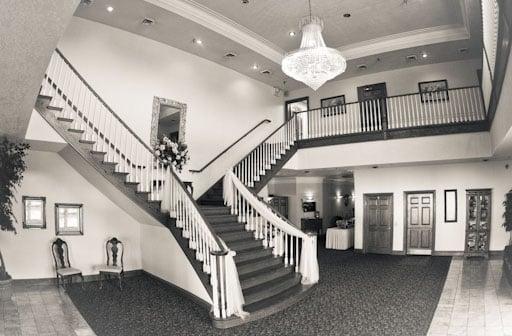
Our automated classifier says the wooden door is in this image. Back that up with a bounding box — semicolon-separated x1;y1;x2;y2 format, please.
357;83;388;132
406;193;434;255
364;194;393;254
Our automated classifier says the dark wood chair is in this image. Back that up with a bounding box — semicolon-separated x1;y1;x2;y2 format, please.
97;237;124;290
51;238;84;289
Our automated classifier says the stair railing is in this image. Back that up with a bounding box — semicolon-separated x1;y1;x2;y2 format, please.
40;49;244;321
223;171;319;285
234;117;296;188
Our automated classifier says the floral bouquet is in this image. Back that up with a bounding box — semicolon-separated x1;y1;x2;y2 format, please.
154;137;190;173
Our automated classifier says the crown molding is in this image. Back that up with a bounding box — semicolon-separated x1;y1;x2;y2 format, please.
144;0;472;65
143;0;285;63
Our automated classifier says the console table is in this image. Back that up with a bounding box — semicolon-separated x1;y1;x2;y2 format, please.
326;227;354;250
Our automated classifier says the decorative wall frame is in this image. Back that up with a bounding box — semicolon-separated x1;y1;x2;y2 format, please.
55;203;84;236
150;96;188;147
444;189;458;222
321;94;346;116
418;79;449;103
22;196;46;229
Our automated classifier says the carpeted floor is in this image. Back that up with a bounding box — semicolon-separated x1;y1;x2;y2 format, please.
67;246;451;336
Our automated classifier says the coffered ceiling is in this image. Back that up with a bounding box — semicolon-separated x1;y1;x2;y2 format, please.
75;0;483;91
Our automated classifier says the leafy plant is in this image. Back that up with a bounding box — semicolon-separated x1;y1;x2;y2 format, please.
503;189;512;245
0;137;29;280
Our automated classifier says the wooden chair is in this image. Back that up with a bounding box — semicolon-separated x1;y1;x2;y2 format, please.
97;237;124;290
51;238;84;289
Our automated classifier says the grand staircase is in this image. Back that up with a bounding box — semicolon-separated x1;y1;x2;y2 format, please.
34;49;317;328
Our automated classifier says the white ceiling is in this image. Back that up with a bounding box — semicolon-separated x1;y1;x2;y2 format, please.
75;0;483;90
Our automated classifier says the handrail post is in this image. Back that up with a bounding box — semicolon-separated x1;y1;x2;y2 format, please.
294;112;300;141
210;250;229;320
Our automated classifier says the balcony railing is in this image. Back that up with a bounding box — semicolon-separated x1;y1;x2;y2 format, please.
295;86;485;141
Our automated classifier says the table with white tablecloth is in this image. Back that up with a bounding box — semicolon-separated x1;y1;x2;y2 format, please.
325;227;354;250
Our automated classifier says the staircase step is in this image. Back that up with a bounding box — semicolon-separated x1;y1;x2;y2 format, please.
243;273;301;306
237;256;283;277
235;247;273;264
90;150;107;158
200;206;231;216
243;276;304;314
207;214;239;224
79;139;95;145
57;117;74;123
211;223;246;234
218;231;254;243
47;105;63;112
101;161;118;167
199;200;224;206
68;128;84;134
227;239;263;252
241;266;294;290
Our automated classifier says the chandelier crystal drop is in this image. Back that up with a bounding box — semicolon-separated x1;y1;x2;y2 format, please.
281;16;347;91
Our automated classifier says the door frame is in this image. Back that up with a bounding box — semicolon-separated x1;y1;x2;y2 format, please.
403;190;436;255
363;193;394;254
284;96;309;121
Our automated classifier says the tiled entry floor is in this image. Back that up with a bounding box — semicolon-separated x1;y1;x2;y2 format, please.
428;257;512;336
0;283;95;336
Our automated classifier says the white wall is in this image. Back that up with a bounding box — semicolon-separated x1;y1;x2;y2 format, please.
354;160;511;253
57;17;283;197
0;150;142;279
287;59;481;108
284;132;492;171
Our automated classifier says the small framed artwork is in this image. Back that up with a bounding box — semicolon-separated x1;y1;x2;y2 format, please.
444;190;457;222
418;79;449;103
321;95;346;117
22;196;46;229
55;203;84;236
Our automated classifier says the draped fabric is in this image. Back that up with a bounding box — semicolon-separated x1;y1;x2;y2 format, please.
223;170;319;286
161;166;172;213
225;250;249;319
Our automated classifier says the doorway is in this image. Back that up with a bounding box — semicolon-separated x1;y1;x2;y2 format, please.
405;192;435;255
363;193;393;254
285;97;309;140
357;82;388;132
150;97;187;147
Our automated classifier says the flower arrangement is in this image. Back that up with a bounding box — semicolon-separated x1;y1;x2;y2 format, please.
154;137;190;173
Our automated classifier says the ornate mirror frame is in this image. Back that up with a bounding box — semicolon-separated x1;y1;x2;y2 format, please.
150;96;187;147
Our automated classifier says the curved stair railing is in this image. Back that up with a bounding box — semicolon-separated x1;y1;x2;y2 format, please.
223;171;319;284
39;50;245;321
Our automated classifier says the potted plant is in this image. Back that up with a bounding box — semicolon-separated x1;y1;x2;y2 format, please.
0;138;29;301
154;136;190;173
503;190;512;282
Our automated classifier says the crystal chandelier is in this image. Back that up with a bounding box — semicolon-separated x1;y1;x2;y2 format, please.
281;1;347;91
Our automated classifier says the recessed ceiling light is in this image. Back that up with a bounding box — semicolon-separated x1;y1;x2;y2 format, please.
458;47;468;54
192;38;203;45
421;52;428;58
343;13;351;18
252;64;259;70
260;69;272;75
141;17;155;26
289;31;296;37
357;64;367;70
224;51;238;58
80;0;93;6
106;5;114;12
406;54;417;62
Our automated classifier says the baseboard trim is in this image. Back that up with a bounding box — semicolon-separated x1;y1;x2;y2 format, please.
141;270;211;310
432;251;464;257
13;269;143;286
354;248;363;254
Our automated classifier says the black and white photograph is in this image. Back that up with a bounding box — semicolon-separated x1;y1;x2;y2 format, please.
0;0;510;335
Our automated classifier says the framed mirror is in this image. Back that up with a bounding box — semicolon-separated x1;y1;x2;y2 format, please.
22;196;46;229
55;203;83;235
150;96;187;147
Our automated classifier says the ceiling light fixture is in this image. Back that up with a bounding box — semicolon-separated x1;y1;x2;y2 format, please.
192;38;203;45
281;0;347;90
252;64;259;70
106;5;114;12
343;13;351;18
289;31;296;37
421;52;428;58
141;18;155;26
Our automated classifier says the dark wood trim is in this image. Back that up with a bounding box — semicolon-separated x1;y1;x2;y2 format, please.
189;119;271;173
22;196;47;229
285;96;309;120
363;193;393;254
403;191;436;255
12;269;143;286
444;189;458;223
142;270;211;310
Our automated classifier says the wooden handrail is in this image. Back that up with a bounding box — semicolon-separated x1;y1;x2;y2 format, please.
295;85;482;114
190;119;271;173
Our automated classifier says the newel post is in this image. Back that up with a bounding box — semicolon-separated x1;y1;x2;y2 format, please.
210;250;229;320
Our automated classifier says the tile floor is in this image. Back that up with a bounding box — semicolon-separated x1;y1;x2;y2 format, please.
428;257;512;336
0;283;95;336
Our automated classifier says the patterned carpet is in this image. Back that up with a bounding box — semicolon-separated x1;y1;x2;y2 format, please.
67;246;451;336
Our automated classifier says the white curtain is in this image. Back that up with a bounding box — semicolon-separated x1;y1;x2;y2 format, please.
224;251;249;319
223;170;319;286
161;166;172;213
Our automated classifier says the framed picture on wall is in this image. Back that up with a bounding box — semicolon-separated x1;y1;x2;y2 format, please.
321;95;346;117
55;203;84;235
444;190;457;222
22;196;46;229
418;79;449;103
